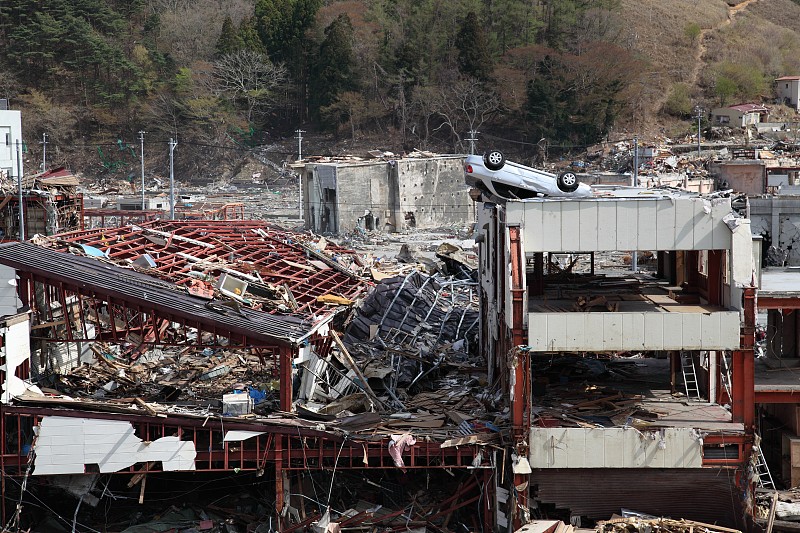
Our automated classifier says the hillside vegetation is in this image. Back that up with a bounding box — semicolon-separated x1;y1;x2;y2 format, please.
1;0;799;182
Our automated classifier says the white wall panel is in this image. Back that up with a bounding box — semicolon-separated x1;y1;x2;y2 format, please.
578;201;598;250
541;202;562;251
530;427;703;468
561;202;581;249
509;198;734;253
527;311;741;351
596;202;617;250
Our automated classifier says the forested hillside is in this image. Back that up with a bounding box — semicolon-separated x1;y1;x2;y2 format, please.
2;0;800;179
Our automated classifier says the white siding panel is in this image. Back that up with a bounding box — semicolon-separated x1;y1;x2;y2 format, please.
622;313;645;351
643;313;664;350
662;313;684;348
541;202;562;251
603;314;623;349
578;201;598;251
528;314;548;351
523;202;544;251
530;428;702;468
655;199;677;250
637;200;658;250
617;201;639;251
693;200;714;249
711;200;733;249
700;313;721;349
564;430;587;468
596;202;617;250
584;429;606;467
674;199;695;250
527;312;740;351
545;314;568;352
560;202;581;251
565;313;585;351
721;312;742;347
681;314;703;349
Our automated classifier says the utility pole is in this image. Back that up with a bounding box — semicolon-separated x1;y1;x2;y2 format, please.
295;129;305;161
466;130;479;155
16;140;24;241
295;129;305;222
40;132;48;173
169;138;177;220
631;136;638;273
139;131;146;210
694;106;703;158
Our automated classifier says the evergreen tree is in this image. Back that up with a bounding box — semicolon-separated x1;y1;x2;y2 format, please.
310;14;356;123
238;18;266;54
455;12;493;82
216;16;240;57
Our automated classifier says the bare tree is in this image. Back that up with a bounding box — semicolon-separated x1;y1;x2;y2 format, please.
431;77;500;152
212;50;289;123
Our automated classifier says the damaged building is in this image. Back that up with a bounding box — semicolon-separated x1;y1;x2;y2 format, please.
297;154;473;233
474;188;759;529
0;220;496;532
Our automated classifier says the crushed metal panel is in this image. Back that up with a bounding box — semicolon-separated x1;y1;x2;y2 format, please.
33;416;197;475
529;427;703;468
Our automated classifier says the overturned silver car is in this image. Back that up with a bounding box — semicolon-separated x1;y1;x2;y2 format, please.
465;150;592;199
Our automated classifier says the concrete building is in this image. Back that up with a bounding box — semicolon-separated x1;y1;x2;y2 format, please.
474;188;757;528
0;104;23;181
710;159;769;194
298;155;473;233
749;196;800;265
776;76;800;111
710;103;768;127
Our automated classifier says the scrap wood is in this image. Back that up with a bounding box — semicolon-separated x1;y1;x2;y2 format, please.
330;330;386;411
127;461;157;488
440;433;497;448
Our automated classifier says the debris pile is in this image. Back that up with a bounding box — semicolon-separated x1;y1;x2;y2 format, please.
597;517;741;533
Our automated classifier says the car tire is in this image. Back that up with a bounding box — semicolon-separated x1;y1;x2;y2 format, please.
483;150;505;171
557;171;580;193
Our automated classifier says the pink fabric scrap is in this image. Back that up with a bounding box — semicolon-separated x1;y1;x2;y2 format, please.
388;433;417;471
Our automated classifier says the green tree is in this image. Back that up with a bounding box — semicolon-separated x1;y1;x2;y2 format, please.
216;16;240;56
715;76;737;106
455;12;493;82
664;83;693;117
310;14;356;123
684;22;701;45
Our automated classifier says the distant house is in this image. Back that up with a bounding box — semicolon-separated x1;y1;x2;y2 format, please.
0;100;23;181
776;76;800;110
710;103;768;127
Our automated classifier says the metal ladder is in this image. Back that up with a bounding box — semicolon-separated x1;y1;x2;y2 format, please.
755;438;775;488
720;353;733;404
681;352;701;401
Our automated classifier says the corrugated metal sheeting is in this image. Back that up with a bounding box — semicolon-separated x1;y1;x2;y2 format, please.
0;242;310;344
533;468;743;528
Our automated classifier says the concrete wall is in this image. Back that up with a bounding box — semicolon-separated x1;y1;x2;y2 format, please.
750;197;800;265
0;110;22;181
710;161;766;195
777;79;800;110
396;157;473;230
303;156;472;233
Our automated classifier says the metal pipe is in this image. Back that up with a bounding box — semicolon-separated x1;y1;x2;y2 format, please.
16;140;24;241
169;138;177;220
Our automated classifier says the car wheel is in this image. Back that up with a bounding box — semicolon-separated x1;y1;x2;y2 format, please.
483;150;505;171
557;171;580;193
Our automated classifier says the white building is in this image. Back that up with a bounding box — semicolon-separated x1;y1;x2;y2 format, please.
776;76;800;111
0;103;23;181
